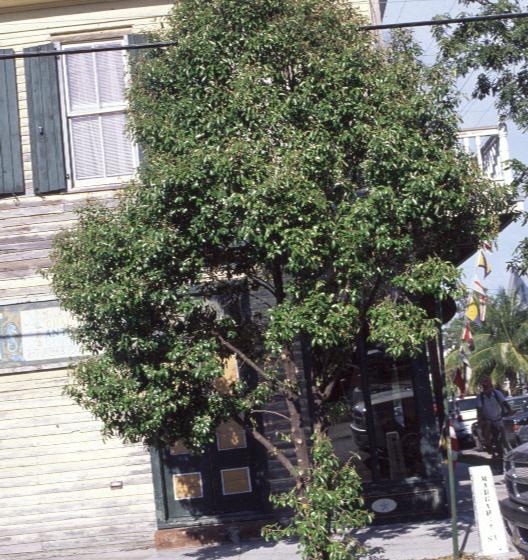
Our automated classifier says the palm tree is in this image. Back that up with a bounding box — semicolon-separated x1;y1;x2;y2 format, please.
445;290;528;392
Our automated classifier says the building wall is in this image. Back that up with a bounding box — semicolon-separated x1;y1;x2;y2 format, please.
0;368;156;560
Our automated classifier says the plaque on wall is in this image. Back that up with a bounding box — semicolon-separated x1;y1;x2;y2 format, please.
0;300;84;368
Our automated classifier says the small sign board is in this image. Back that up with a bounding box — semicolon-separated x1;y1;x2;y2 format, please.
469;465;509;555
0;300;83;368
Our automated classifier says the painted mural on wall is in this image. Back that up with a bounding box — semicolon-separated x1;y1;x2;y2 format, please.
0;300;83;367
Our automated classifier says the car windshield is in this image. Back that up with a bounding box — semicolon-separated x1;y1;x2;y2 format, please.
448;397;477;413
457;397;477;412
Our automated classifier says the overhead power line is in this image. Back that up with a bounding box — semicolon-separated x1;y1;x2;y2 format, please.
1;11;528;60
367;10;528;30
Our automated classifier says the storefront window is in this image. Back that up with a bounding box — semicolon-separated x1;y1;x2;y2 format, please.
346;352;426;482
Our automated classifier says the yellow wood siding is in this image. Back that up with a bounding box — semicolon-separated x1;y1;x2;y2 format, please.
0;368;156;560
0;0;173;303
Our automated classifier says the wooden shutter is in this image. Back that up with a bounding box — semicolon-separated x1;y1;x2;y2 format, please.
0;49;24;195
24;44;66;194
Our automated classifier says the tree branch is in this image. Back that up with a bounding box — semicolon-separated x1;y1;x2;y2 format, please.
247;274;276;297
213;331;268;378
252;409;291;422
232;415;297;479
361;273;382;319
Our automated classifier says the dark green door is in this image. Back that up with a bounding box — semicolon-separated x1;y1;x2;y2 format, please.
160;420;267;521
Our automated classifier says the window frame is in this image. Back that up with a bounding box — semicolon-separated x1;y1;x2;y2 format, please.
56;35;139;190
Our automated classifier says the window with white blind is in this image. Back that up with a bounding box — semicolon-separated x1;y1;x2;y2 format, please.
59;39;138;187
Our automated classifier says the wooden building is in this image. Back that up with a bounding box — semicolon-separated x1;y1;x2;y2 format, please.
0;0;387;558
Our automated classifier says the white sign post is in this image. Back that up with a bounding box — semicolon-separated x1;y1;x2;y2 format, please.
469;465;509;555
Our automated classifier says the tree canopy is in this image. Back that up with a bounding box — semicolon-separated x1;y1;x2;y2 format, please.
50;0;513;458
48;2;515;555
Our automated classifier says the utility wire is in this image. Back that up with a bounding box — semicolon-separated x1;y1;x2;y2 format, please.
1;11;528;60
368;10;528;30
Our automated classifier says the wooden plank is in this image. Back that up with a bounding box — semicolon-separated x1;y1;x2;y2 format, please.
0;492;156;520
0;463;153;489
0;430;111;450
0;529;156;556
0;419;103;440
0;474;153;500
0;438;139;462
0;501;154;527
0;239;53;252
0;263;49;281
0;256;50;272
0;203;64;219
0;374;68;391
0;449;150;475
0;410;97;431
0;511;155;538
0;232;55;246
0;289;55;306
0;248;51;263
0;189;115;210
1;524;156;549
0;219;76;236
0;481;155;507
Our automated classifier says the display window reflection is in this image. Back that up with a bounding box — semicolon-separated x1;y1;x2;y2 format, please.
339;352;426;482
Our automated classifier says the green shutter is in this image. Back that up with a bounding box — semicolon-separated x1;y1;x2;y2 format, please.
0;49;24;195
24;44;66;194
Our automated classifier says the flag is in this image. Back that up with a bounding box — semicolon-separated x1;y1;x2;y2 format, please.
482;241;492;251
508;268;528;309
459;346;471;367
478;251;491;278
479;294;487;322
463;321;474;351
471;277;487;296
453;367;465;396
465;298;481;325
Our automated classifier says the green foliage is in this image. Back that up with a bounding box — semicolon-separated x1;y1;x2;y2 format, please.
262;435;372;560
49;0;513;456
368;299;438;358
434;0;528;132
445;290;528;390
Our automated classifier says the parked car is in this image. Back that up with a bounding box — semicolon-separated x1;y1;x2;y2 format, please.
472;395;528;452
502;396;528;449
451;413;475;450
501;444;528;558
448;395;478;433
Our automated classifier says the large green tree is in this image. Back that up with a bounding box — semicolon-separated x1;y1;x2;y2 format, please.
48;1;514;557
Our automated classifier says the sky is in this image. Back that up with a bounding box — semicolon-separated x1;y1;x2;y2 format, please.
381;0;528;296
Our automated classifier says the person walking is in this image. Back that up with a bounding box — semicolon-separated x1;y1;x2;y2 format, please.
476;376;513;458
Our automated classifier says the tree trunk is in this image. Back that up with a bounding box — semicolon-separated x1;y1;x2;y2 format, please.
282;346;311;479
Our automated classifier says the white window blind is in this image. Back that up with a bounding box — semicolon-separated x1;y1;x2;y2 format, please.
62;40;136;184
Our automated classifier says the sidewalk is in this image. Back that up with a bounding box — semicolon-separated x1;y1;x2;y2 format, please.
76;457;522;560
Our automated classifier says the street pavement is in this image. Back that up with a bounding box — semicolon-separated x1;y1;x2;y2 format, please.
74;454;523;560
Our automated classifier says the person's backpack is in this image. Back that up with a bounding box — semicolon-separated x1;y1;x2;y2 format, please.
480;390;510;418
